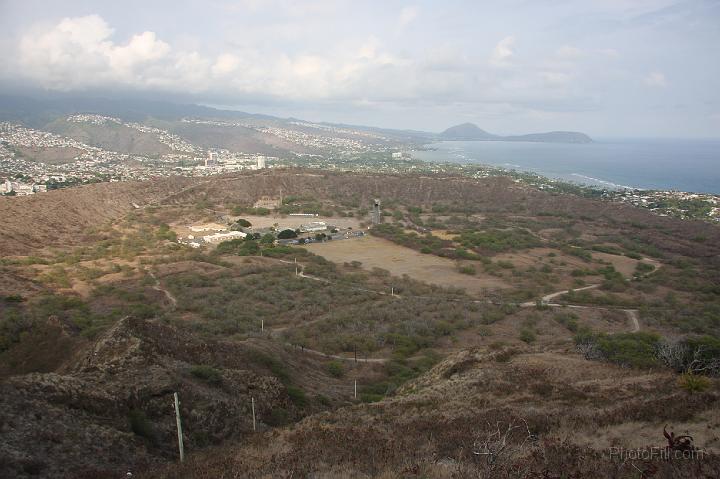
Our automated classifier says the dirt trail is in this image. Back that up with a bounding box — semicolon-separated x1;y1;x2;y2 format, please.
148;270;177;309
624;309;641;332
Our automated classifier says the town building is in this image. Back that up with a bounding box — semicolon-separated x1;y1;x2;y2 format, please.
202;231;247;243
300;221;327;233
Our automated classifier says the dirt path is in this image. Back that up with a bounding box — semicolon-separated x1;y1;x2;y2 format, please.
148;270;177;309
520;283;601;308
624;309;641;332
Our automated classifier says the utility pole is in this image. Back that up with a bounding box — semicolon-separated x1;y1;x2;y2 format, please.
391;287;394;297
173;392;185;462
251;397;256;432
261;319;264;332
354;380;357;399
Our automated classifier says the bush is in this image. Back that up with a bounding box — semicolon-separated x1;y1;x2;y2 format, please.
286;386;307;407
326;361;344;378
277;229;298;239
265;407;290;426
459;264;476;275
190;365;223;385
579;332;661;369
128;409;156;442
519;329;536;344
678;373;711;394
235;218;252;227
553;312;579;332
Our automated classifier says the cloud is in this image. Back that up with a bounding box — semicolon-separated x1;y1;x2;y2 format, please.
7;15;601;120
398;6;419;29
556;45;583;59
17;15;208;91
490;36;515;66
644;71;667;87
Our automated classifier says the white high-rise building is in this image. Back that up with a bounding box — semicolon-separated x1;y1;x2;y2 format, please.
257;156;266;169
205;152;216;167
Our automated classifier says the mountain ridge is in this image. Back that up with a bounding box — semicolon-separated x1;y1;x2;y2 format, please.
439;122;592;143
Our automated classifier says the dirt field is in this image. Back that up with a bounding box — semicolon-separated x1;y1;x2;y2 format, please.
304;235;508;294
591;251;645;277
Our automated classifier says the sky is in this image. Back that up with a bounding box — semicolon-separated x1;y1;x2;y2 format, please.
0;0;719;137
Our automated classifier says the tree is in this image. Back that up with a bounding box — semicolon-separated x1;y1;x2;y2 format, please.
277;229;298;239
260;233;275;244
236;218;252;227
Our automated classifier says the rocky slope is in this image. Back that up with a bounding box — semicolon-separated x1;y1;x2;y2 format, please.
0;316;290;478
144;348;720;478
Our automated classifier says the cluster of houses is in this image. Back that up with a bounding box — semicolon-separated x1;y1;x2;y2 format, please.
1;179;47;196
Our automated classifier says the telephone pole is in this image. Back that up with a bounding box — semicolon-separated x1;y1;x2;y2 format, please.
251;397;257;431
173;392;185;462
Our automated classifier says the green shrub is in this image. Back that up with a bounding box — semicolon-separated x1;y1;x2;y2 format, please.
326;361;344;378
580;332;661;369
553;312;579;332
678;373;711;394
265;407;290;426
128;409;156;442
459;264;476;275
519;329;536;344
286;386;307;406
190;365;223;385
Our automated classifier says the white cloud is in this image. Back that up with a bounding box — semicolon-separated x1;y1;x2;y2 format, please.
212;53;241;76
490;36;515;66
644;71;667;87
9;15;597;116
556;45;583;59
398;6;419;29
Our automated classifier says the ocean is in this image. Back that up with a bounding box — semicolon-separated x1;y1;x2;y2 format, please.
411;138;720;194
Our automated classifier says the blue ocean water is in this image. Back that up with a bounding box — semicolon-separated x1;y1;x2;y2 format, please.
411;139;720;194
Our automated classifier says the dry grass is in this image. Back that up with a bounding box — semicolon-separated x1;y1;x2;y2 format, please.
305;235;508;294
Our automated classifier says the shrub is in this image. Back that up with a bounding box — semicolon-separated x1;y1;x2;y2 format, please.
128;409;156;442
635;262;656;274
326;361;344;378
190;365;223;385
277;229;298;239
459;264;476;275
265;407;290;426
519;329;536;344
678;373;711;394
286;386;307;407
553;312;579;332
579;332;661;369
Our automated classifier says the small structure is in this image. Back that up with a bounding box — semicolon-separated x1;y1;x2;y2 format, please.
190;223;227;233
300;221;327;233
371;199;382;225
202;231;247;243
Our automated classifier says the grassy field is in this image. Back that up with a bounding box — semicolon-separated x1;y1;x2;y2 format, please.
305;235;509;294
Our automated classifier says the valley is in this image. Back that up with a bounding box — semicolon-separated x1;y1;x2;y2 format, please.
1;168;719;477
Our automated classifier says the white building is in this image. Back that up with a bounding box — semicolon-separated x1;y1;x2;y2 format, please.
190;223;227;232
203;231;247;243
300;221;327;233
256;156;266;169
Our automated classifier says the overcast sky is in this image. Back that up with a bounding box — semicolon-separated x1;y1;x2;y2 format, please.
1;0;719;137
